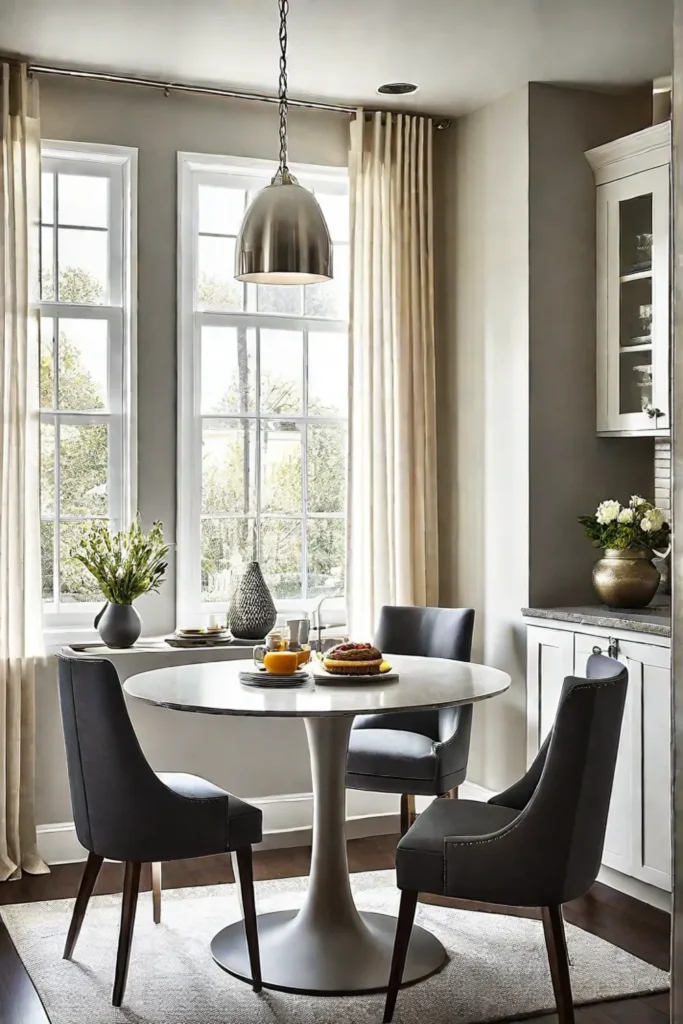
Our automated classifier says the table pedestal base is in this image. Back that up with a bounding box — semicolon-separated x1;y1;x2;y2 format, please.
211;908;447;995
213;716;447;995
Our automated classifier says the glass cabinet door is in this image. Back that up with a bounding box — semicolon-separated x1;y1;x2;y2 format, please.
618;193;653;417
597;160;669;434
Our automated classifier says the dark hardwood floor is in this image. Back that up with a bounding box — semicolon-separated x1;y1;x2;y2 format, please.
0;833;670;1024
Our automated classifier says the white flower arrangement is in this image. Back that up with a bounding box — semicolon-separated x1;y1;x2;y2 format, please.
578;496;670;552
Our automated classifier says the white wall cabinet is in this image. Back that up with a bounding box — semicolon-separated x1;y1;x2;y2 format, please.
525;620;671;892
586;122;671;436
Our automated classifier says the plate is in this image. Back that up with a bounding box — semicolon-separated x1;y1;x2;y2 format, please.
239;668;310;688
177;628;230;638
312;667;399;685
165;637;233;649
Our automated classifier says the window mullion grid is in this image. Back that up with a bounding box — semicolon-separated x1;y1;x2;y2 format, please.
41;149;131;626
51;310;61;613
54;421;62;615
189;167;349;613
302;326;309;601
255;326;262;562
108;312;124;530
52;173;59;301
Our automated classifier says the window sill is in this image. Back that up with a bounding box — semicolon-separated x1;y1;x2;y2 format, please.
43;626;101;653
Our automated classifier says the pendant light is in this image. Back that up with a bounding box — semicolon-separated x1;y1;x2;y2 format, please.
234;0;333;285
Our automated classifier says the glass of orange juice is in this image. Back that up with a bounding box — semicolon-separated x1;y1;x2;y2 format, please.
263;651;299;675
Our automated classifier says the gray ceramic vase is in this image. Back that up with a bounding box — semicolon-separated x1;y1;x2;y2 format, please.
94;602;142;648
228;561;277;640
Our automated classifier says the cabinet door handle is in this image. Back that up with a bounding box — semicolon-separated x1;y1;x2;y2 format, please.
592;639;620;659
644;403;662;419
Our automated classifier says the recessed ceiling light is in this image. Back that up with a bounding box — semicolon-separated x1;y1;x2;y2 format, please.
377;82;418;96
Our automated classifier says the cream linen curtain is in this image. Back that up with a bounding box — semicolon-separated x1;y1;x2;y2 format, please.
347;110;438;637
0;63;47;880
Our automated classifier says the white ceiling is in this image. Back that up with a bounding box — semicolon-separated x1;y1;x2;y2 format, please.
0;0;673;117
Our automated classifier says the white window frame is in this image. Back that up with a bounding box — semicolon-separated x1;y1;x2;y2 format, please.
40;141;137;636
177;151;348;627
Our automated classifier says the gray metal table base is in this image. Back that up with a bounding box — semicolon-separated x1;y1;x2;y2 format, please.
211;716;448;995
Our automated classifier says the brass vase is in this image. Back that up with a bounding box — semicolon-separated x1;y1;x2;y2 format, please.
592;548;660;609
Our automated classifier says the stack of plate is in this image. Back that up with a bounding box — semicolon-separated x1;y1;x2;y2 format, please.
239;668;310;688
166;627;232;649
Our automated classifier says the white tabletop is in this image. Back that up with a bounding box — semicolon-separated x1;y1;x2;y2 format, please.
124;654;511;718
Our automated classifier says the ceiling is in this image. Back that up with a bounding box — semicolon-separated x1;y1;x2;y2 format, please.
0;0;673;117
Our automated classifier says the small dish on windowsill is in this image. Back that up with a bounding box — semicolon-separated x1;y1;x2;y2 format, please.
165;627;233;649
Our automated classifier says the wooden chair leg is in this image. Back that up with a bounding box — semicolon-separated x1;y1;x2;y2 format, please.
400;794;416;836
112;861;141;1007
151;862;162;924
63;852;104;959
232;847;262;993
383;889;418;1023
542;904;575;1024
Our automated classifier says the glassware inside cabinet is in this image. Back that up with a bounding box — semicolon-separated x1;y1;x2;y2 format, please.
618;192;653;415
619;194;652;275
619;350;652;414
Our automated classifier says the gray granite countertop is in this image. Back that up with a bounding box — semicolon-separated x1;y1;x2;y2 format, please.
522;601;670;638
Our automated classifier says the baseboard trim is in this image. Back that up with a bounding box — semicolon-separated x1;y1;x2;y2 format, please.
36;782;492;865
598;864;671;912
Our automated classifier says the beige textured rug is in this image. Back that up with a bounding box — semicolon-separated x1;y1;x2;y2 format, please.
1;870;668;1023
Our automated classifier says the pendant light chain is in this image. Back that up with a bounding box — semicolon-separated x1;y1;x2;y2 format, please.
278;0;289;176
234;0;332;284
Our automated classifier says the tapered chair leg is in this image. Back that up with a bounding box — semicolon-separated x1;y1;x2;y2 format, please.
542;904;575;1024
383;889;418;1023
113;861;142;1007
400;793;416;836
232;846;262;993
63;852;104;959
151;862;162;924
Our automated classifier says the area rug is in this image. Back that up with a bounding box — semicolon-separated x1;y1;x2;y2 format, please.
1;870;668;1023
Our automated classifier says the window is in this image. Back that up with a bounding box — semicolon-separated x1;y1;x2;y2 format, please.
39;142;136;627
178;153;349;622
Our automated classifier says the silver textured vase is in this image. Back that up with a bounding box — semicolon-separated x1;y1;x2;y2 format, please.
94;602;142;648
592;548;660;609
228;561;277;640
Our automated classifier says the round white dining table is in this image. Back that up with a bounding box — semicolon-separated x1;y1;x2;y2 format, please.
124;654;510;996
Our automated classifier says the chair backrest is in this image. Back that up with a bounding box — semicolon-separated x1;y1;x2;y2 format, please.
371;606;475;740
375;605;475;662
58;654;166;859
491;654;628;903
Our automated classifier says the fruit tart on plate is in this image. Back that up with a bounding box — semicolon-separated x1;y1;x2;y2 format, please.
323;642;391;676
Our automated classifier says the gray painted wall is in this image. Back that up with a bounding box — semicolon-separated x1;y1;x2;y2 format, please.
435;87;531;791
36;77;349;827
435;83;653;791
528;83;654;608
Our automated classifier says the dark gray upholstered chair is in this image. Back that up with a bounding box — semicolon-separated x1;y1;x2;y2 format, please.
346;605;475;833
57;654;263;1007
383;653;628;1024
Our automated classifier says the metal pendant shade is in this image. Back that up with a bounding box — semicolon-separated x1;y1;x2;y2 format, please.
234;0;333;286
235;169;332;284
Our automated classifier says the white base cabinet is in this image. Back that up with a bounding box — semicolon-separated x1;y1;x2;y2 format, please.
525;620;671;892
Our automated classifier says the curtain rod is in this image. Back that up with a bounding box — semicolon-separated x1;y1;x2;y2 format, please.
27;63;451;128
